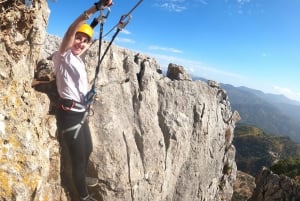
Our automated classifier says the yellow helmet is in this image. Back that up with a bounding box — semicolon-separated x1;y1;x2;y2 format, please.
77;23;93;39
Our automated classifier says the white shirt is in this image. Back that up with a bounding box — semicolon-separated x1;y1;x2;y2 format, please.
52;50;88;103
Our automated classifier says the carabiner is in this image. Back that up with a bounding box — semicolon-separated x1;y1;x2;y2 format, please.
118;14;132;30
98;7;111;24
90;7;111;28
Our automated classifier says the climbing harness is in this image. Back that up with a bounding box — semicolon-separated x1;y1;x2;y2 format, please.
61;107;89;139
61;0;143;139
58;98;89;139
60;100;86;113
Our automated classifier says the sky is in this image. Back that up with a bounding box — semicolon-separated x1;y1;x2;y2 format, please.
47;0;300;102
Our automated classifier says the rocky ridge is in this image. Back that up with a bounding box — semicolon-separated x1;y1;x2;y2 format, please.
250;167;300;201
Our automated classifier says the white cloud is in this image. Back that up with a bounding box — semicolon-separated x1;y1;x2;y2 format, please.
224;0;259;15
154;0;207;12
121;29;131;35
148;45;183;54
159;2;186;12
116;37;135;44
237;0;251;5
152;0;260;18
272;85;300;102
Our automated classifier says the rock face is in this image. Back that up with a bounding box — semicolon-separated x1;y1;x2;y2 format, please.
83;43;240;201
0;1;240;201
249;167;300;201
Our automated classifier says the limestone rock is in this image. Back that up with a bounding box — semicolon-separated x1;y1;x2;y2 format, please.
249;167;300;201
79;41;238;201
232;170;256;201
0;1;67;200
166;63;192;81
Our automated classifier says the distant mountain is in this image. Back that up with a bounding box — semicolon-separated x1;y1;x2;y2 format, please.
192;76;300;143
238;86;300;106
237;86;300;122
221;83;300;143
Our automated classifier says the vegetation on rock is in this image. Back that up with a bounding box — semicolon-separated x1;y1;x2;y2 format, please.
233;125;300;176
270;157;300;181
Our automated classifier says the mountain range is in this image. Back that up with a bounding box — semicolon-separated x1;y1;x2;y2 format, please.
192;76;300;143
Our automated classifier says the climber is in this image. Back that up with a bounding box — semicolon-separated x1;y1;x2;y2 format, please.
52;1;112;201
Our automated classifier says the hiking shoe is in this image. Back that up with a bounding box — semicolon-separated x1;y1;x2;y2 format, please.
86;177;98;187
80;194;97;201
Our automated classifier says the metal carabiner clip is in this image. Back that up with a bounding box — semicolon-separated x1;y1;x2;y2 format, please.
90;7;111;28
118;14;132;30
98;7;111;24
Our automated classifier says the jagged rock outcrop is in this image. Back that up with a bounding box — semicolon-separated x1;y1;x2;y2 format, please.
1;1;240;201
166;63;192;81
249;167;300;201
232;171;255;201
83;44;240;201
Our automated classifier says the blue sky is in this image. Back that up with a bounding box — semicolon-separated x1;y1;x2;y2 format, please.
47;0;300;102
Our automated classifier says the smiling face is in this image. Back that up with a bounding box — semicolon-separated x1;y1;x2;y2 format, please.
71;32;91;55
